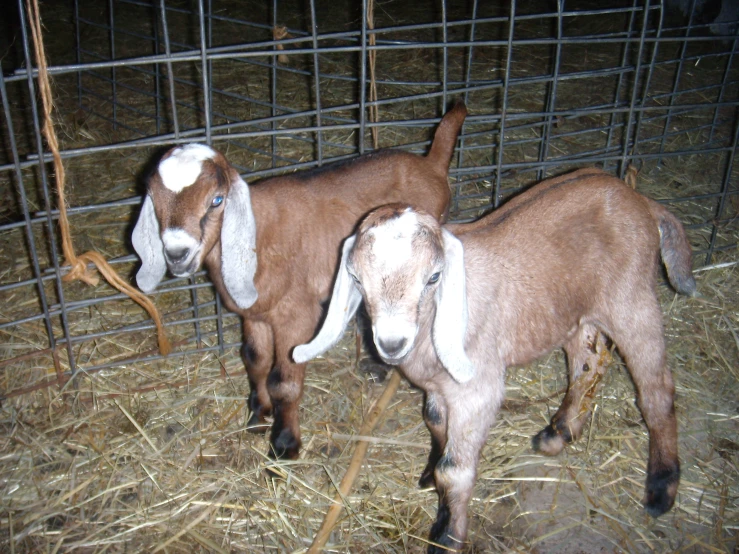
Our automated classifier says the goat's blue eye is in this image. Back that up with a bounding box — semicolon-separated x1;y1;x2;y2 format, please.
428;272;441;285
211;195;224;207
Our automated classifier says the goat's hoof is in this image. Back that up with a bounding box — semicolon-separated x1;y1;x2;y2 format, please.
427;542;461;554
359;358;390;383
245;412;270;434
643;464;680;517
418;467;436;489
264;464;286;480
270;428;301;460
428;505;463;553
532;424;567;456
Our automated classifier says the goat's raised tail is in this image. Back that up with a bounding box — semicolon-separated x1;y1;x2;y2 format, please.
426;101;468;174
649;199;697;296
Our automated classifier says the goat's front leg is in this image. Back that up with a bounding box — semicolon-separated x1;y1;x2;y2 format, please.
428;384;502;554
419;391;448;488
242;319;275;432
533;324;611;455
266;337;306;460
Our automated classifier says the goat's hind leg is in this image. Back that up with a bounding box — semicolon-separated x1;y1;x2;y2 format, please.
533;324;611;456
242;319;275;432
611;298;680;517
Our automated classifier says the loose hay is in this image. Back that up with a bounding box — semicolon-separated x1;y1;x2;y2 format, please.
1;265;737;552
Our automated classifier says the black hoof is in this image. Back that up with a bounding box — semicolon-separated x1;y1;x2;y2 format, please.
270;427;301;460
428;504;461;553
532;420;571;456
264;464;286;480
264;464;287;481
428;542;459;554
246;412;270;434
418;466;436;489
531;425;552;451
359;358;390;383
644;464;680;517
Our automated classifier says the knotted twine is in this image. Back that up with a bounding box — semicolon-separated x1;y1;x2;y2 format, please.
26;0;171;356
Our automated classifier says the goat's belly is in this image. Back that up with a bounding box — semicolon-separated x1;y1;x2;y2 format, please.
502;337;558;368
501;318;580;367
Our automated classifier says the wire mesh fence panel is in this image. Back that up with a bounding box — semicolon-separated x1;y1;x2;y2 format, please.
1;0;737;398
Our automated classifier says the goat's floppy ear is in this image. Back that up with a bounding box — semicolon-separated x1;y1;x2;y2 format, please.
293;236;362;363
221;175;259;310
433;229;475;383
132;195;167;293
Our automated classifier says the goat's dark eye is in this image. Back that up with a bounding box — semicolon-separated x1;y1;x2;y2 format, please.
427;272;441;285
211;195;224;208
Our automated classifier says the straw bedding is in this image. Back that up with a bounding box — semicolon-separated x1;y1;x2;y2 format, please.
0;263;737;552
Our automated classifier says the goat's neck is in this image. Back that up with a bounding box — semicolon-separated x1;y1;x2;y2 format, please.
202;242;242;314
398;301;445;390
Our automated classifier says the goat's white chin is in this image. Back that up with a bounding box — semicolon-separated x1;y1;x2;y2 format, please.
378;353;407;365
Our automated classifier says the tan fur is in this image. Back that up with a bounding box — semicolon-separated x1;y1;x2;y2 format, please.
144;102;467;459
344;169;695;552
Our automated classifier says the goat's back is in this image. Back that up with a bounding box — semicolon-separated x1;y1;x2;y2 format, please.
239;150;451;315
252;149;451;221
452;169;683;367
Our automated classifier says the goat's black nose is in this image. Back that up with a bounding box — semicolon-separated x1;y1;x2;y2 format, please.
166;247;190;264
378;336;407;357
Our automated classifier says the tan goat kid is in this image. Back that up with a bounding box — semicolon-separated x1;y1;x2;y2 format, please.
295;168;696;553
131;102;467;460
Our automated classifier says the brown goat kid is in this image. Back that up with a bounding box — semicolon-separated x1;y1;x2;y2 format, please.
295;168;696;553
131;102;467;460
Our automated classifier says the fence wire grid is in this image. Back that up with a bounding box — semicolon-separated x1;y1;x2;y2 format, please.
1;0;738;398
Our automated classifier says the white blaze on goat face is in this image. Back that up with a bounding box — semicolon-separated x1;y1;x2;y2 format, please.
158;144;217;193
367;209;419;272
358;209;429;362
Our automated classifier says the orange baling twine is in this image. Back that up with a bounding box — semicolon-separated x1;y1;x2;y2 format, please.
367;0;379;150
26;0;171;356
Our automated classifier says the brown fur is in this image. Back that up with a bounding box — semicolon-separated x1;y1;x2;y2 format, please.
346;169;695;552
146;102;467;459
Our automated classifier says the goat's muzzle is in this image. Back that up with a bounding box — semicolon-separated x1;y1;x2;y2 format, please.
377;336;408;360
165;249;201;277
165;246;190;265
161;228;202;277
373;316;417;364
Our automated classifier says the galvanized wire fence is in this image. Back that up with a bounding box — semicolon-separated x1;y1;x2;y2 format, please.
1;0;737;399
